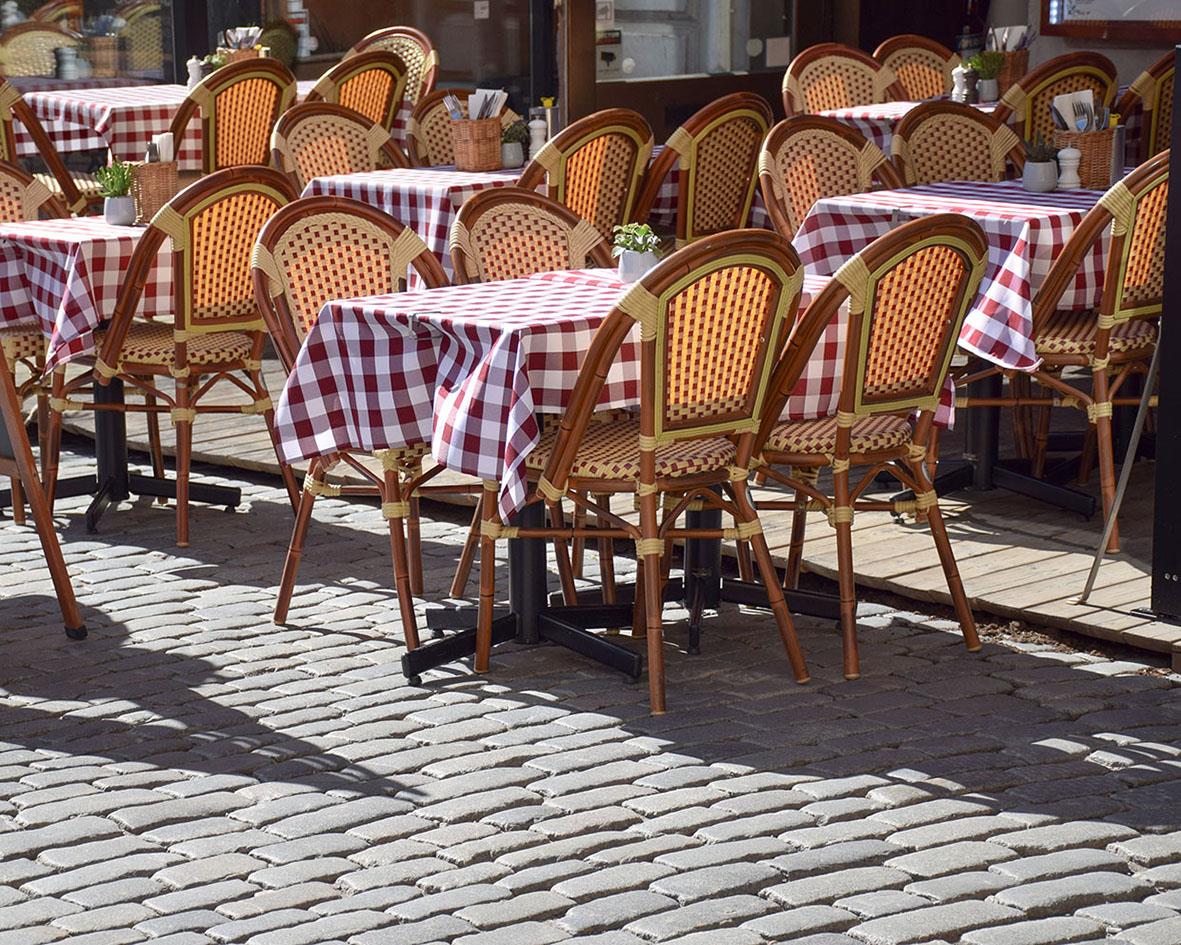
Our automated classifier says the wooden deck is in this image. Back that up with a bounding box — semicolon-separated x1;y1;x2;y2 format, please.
57;358;1179;666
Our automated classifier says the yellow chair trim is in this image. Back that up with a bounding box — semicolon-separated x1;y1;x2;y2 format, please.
907;443;927;461
304;474;341;497
723;519;763;540
1098;180;1136;237
391;225;429;275
188;82;214;113
831;458;851;473
481;520;519;539
635;538;665;557
536;476;565;502
874;65;898;98
152;205;188;251
636;482;660;496
1087;401;1114;422
617;284;660;341
991;125;1021;177
381;501;410;519
1090;354;1111;371
250;242;284;298
728;466;749;482
1097;313;1117;330
637;433;659;451
858;142;885;184
568;219;603;266
833;254;872;314
836;410;857;427
0;82;20;119
999;83;1027;113
242;397;272;415
532;140;562;177
1129;70;1157;110
169;365;190;379
367;122;392;156
313;75;337;99
171;407;196;422
94;357;118;379
244;358;262;371
915;489;938;511
827;505;854;526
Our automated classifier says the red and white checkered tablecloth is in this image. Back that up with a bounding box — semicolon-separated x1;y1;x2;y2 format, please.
794;179;1107;373
0;218;173;370
642;145;770;231
275;269;843;520
300;166;521;282
817;100;998;154
17;80;322;171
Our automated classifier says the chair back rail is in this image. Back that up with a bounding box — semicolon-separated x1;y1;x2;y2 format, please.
305;50;408;132
1116;51;1175;164
992;51;1118;142
0;79;90;212
758;115;902;237
633;92;773;246
892;100;1024;185
873;34;960;101
271;101;407;191
783;42;908;116
348;26;437;107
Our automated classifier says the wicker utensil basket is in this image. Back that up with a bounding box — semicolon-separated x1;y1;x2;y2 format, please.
451;118;502;172
131;161;179;224
219;46;263;65
996;48;1029;98
88;36;120;77
1053;128;1115;190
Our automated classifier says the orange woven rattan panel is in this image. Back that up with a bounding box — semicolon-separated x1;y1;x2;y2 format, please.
1119;180;1168;310
905;114;1000;184
863;244;964;403
797;57;878;112
466;205;575;282
188;189;281;328
524;417;738;481
338;69;397;128
885;48;948;100
213;77;284;169
562;132;640;237
0;324;44;363
772;130;867;233
765;412;911;455
688;114;764;234
1035;309;1156;355
367;35;428;104
271;215;401;337
1025;72;1111;140
663;265;775;432
110;321;253;368
0;30;78;76
284;115;378;187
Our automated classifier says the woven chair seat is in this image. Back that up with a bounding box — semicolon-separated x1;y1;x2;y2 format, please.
34;170;101;203
98;321;254;370
1035;310;1157;357
0;322;44;362
525;417;737;483
764;413;912;457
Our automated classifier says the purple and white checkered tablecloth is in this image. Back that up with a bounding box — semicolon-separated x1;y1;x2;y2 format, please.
816;100;999;154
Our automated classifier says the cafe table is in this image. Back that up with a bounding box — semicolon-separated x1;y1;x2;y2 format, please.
274;268;848;682
795;178;1110;512
817;100;998;154
0;217;240;528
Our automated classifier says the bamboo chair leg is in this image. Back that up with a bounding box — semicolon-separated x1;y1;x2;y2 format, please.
736;540;755;582
43;371;65;507
1092;378;1120;554
630;562;646;638
912;457;980;651
475;483;500;673
407;495;423;596
832;465;860;680
383;466;420;650
784;488;809;590
9;473;24;525
549;501;579;606
1032;388;1053;479
450;497;482;598
593;494;616;604
638;490;666;714
35;380;49;481
174;383;192;548
274;463;321;625
258;388;300;513
1077;426;1097;485
570;497;587;578
143;391;166;498
1011;374;1031;460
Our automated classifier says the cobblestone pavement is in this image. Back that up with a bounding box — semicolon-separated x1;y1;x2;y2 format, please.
2;449;1181;945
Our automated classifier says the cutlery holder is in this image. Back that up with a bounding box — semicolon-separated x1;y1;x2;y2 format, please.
87;36;120;77
996;49;1029;98
131;160;179;224
1052;128;1115;189
450;118;501;172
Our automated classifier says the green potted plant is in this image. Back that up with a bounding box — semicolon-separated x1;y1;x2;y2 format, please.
968;51;1004;102
95;160;135;226
500;120;529;169
1022;135;1059;193
612;222;661;283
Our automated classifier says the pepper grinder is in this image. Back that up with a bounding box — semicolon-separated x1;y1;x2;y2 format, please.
528;108;548;160
1057;146;1081;190
186;56;203;89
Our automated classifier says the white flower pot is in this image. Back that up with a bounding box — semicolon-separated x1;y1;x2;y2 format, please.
617;249;659;284
978;78;998;102
103;195;135;226
1022;161;1057;193
500;142;524;169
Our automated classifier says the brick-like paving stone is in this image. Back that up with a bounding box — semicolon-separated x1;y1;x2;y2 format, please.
0;449;1179;944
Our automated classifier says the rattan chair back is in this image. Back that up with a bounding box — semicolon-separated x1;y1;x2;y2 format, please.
306;50;407;132
872;34;960;101
783;42;907;116
1117;51;1175;164
271;102;407;190
30;0;80;26
0;158;66;220
349;26;437;107
170;57;297;174
0;22;80;76
406;87;518;167
0;78;90;212
115;0;162;74
758;116;902;236
450;187;612;284
633;92;773;246
253;195;447;370
516;107;653;239
892;100;1024;185
993;51;1118;142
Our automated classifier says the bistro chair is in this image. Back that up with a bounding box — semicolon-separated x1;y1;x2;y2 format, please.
0;79;102;213
0;160;68;523
992;52;1118;143
253;195;451;646
44;166;301;547
892;100;1024;185
758;116;902;237
782;43;907;117
872;34;960;101
1116;51;1174;164
348;26;437;108
473;230;810;713
754;213;988;680
271;102;408;191
30;0;81;27
170;57;297;175
305;50;408;134
632;92;773;248
516;107;653;239
116;0;164;75
406;87;518;167
0;21;80;76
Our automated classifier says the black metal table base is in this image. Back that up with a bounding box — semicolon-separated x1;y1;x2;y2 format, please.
721;578;844;621
83;473;241;533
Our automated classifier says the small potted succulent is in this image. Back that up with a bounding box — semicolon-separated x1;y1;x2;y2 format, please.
500;120;529;169
969;51;1004;102
1022;135;1059;193
96;160;135;225
612;222;661;284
